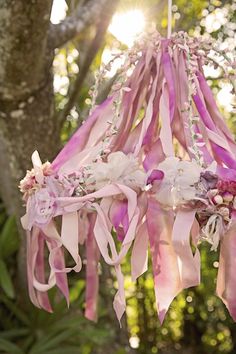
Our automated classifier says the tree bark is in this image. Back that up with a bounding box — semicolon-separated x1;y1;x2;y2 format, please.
0;0;60;291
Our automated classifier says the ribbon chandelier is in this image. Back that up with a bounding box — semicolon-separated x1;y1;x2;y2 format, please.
20;0;236;324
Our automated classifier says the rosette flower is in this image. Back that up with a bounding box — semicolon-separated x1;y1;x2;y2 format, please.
28;188;56;227
155;157;202;207
86;151;147;191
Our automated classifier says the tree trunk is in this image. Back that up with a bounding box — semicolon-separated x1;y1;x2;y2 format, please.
0;0;60;291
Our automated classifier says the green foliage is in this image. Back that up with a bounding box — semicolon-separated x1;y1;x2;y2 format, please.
0;259;15;299
0;213;19;299
0;339;25;354
0;215;19;259
0;279;118;354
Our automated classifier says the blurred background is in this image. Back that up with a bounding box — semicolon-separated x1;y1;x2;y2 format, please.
0;0;235;353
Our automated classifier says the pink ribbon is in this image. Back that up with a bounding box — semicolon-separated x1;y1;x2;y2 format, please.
61;212;82;272
172;210;200;288
147;198;181;324
161;39;175;122
134;53;160;156
131;221;149;281
92;185;140;323
217;222;236;321
27;226;69;309
159;81;174;157
52;97;114;172
85;213;100;321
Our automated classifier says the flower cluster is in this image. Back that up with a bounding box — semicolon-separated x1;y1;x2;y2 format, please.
19;161;53;199
198;177;236;250
21;152;236;252
19;151;146;228
155;157;236;251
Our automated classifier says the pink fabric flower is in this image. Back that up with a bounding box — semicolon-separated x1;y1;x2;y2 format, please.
19;170;36;194
19;150;53;199
29;188;56;227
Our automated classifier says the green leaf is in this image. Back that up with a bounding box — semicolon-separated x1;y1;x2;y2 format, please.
0;215;19;259
29;328;77;354
0;328;29;339
0;212;7;228
0;259;15;298
0;294;30;326
0;338;24;354
39;347;83;354
47;313;87;332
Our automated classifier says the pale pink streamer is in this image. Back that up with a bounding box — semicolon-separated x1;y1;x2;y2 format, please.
172;210;200;288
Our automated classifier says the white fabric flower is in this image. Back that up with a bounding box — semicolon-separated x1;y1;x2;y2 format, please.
86;151;146;191
155;157;202;207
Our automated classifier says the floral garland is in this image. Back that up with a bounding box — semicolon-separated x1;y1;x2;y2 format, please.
20;30;236;324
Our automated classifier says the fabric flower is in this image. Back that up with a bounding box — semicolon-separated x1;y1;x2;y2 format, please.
19;150;52;199
86;151;147;191
155;157;202;207
19;169;37;195
57;171;85;196
28;188;56;227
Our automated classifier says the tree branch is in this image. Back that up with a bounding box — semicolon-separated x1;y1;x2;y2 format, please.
58;0;119;125
50;0;113;49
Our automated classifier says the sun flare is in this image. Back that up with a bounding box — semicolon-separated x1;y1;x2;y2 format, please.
108;9;146;47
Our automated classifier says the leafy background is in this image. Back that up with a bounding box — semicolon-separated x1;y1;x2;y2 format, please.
0;0;236;353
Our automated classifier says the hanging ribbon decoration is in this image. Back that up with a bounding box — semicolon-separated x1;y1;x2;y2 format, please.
19;1;236;325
